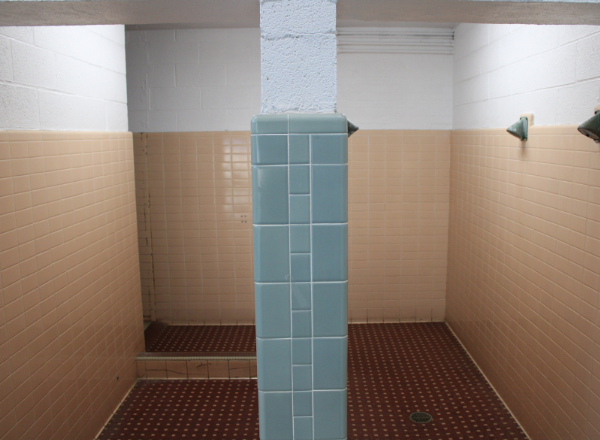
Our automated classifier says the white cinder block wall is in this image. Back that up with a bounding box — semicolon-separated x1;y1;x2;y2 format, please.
126;28;261;132
453;24;600;129
127;24;600;132
0;25;128;131
337;52;453;129
125;27;454;131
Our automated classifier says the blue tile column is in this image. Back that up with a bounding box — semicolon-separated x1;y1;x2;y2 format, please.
252;114;349;440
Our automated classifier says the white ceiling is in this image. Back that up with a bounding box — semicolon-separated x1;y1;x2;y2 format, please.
1;0;600;27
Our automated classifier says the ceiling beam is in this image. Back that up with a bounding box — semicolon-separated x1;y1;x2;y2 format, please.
0;0;599;27
338;0;600;26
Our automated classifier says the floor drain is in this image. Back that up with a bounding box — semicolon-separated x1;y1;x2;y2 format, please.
409;412;433;424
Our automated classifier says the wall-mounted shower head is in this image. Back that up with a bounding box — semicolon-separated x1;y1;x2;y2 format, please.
348;120;359;137
507;116;529;141
577;109;600;143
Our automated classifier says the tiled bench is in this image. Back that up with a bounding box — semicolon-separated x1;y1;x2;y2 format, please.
136;355;257;380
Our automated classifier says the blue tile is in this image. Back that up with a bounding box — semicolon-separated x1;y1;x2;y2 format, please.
313;338;347;390
251;114;288;134
312;225;348;282
289;135;310;164
292;311;311;338
313;283;347;337
254;226;290;282
293;366;312;392
252;166;289;224
293;390;312;415
251;135;288;165
289;166;310;194
311;165;347;224
257;339;292;391
259;392;293;440
292;283;311;310
289;114;347;134
292;338;311;365
255;283;291;339
291;254;310;282
290;195;310;224
311;134;348;164
294;417;314;440
313;390;347;440
290;225;311;253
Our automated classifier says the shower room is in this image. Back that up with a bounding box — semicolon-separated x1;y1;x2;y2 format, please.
0;1;599;439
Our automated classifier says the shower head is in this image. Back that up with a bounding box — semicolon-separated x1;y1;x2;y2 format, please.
347;120;359;137
507;116;529;141
577;110;600;143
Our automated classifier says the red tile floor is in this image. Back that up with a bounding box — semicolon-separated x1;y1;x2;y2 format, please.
145;324;256;353
347;323;527;440
98;323;528;440
98;380;259;440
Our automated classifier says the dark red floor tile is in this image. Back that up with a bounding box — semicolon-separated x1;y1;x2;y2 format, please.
347;323;527;439
145;325;256;353
98;380;259;439
102;323;528;440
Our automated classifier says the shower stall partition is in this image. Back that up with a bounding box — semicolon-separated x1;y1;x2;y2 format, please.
252;114;350;440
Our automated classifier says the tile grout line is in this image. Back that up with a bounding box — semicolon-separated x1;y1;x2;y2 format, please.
309;131;315;440
196;137;205;324
286;114;296;439
161;133;172;323
212;134;221;325
178;134;188;324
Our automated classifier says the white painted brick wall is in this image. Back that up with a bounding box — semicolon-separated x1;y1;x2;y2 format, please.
126;28;261;132
453;23;600;129
127;27;453;131
260;0;337;114
337;52;453;130
0;25;128;131
130;23;600;132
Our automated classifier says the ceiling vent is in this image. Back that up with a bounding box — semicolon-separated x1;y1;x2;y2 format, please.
337;27;454;55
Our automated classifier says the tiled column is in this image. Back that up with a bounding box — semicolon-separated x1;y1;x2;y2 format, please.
252;114;348;440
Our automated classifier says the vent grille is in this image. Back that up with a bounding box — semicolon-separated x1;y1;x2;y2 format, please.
337;27;454;54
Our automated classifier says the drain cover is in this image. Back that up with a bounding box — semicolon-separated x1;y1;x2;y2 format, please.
409;412;433;424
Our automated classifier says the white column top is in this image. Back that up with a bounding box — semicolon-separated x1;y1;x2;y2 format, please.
260;0;338;114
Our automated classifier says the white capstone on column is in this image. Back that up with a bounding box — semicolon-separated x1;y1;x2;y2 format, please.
260;0;337;114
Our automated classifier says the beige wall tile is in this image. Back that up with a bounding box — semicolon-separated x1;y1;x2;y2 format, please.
207;361;230;379
0;131;144;440
145;360;168;379
134;130;450;324
348;130;450;322
134;132;253;325
249;360;257;378
166;360;188;379
136;360;146;378
447;126;600;440
187;360;209;379
229;360;251;379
